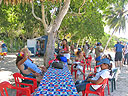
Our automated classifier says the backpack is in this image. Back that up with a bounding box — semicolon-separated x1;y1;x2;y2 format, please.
52;61;64;69
56;54;67;63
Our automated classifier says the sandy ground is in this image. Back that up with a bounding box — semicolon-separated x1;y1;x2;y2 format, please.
0;52;128;96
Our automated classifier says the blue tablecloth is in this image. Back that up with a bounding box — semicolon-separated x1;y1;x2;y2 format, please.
33;63;79;96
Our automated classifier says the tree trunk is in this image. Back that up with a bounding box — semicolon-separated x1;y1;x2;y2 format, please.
76;39;80;48
44;31;56;68
104;29;115;51
43;0;70;67
0;0;2;5
81;37;85;48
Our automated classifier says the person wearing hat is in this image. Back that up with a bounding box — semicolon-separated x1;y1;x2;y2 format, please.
75;58;111;93
114;41;124;68
84;41;90;58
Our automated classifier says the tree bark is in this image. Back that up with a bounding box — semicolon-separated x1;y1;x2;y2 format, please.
81;37;85;48
104;29;115;51
32;0;70;67
44;31;56;68
44;0;70;67
76;39;80;48
0;0;2;5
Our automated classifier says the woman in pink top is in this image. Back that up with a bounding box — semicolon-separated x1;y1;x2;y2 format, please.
60;39;70;62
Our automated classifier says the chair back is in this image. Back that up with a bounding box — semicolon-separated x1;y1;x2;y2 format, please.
112;68;118;78
94;65;101;73
48;60;54;66
0;81;31;96
13;73;37;93
100;78;108;90
13;73;24;87
94;78;108;92
88;55;92;60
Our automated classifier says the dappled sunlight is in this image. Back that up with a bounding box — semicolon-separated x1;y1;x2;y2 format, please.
125;70;128;73
0;71;13;83
0;53;128;95
6;55;17;58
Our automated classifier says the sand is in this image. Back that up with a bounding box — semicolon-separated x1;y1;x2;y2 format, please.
0;52;128;96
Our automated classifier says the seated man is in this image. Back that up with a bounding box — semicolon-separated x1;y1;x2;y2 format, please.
16;48;47;82
75;58;111;93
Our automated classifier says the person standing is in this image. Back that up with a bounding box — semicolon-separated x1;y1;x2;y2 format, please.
114;41;124;69
0;41;2;60
95;42;103;64
84;41;90;58
1;40;7;53
36;40;41;57
124;42;128;65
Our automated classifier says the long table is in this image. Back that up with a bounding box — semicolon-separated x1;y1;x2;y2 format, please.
33;63;79;96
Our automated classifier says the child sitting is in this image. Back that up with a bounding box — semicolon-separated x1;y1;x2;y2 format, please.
75;58;111;93
74;50;86;80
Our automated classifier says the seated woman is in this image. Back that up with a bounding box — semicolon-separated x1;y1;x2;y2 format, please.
59;39;70;63
74;50;86;80
75;58;111;93
16;48;46;82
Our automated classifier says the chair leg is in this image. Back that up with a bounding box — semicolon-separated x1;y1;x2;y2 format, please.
83;75;85;80
86;93;89;96
99;93;101;96
71;70;73;75
101;92;105;96
107;80;110;95
114;78;116;90
82;91;85;96
111;80;113;92
90;65;91;71
75;71;77;79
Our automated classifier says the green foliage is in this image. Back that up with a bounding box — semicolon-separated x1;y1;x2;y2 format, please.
0;0;127;52
0;3;44;51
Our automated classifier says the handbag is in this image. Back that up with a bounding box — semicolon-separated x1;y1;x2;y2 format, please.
52;61;64;69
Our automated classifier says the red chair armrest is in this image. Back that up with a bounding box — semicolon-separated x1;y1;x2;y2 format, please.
21;76;37;88
17;82;35;93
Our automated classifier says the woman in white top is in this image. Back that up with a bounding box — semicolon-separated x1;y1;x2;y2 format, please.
75;58;111;93
59;39;70;62
74;50;86;80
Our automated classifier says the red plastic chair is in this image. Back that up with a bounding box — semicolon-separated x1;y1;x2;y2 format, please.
71;61;85;80
54;54;57;59
85;56;92;71
13;73;37;93
71;64;77;79
48;59;59;66
0;81;31;96
94;65;101;73
82;79;108;96
48;59;54;66
93;65;110;95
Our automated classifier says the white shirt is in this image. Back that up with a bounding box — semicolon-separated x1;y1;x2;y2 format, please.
124;45;128;54
91;69;110;90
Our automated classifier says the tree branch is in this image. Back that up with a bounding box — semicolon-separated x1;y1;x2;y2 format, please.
41;3;48;30
59;0;62;11
48;0;70;33
32;1;43;23
78;0;86;13
0;0;3;5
